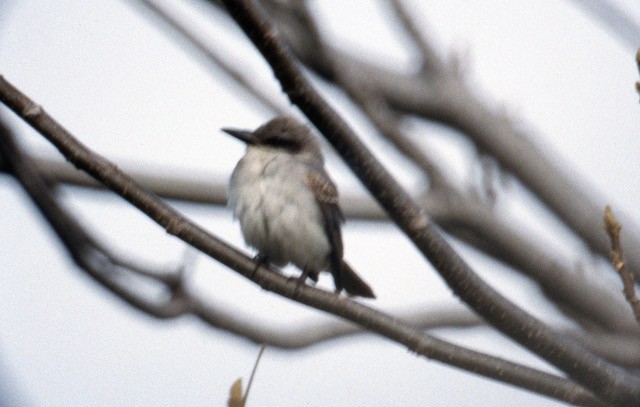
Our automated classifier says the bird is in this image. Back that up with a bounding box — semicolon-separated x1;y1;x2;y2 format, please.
223;116;375;298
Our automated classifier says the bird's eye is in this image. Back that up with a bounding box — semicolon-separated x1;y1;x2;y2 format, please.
267;137;300;151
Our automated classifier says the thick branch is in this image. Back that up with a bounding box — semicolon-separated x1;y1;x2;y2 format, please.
215;1;640;404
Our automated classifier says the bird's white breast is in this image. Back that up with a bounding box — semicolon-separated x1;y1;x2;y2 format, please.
228;147;331;272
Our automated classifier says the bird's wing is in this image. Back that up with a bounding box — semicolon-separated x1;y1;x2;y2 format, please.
306;168;375;298
305;168;344;272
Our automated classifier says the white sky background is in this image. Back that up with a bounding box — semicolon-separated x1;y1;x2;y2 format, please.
0;0;639;406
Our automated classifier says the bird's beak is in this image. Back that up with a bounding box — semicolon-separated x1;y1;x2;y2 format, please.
222;128;257;145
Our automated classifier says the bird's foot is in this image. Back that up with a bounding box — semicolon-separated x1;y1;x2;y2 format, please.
250;254;269;279
292;269;312;297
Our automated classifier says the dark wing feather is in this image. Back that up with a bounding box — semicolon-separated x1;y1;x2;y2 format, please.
305;168;344;289
306;168;375;298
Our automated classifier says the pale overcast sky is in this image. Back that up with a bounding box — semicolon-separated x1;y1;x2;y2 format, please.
1;1;639;406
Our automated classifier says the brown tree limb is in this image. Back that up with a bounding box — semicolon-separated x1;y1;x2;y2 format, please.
2;147;637;360
214;1;640;403
0;77;605;406
0;140;480;348
604;205;640;326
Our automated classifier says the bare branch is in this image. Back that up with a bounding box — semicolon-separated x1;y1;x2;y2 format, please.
568;327;640;367
5;119;632;369
570;0;640;49
389;0;444;74
0;76;605;406
292;5;635;337
0;153;230;205
278;5;637;340
604;205;640;325
0;153;386;219
214;1;640;403
340;77;449;190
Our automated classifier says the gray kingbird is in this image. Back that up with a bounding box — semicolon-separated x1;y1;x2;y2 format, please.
223;116;375;298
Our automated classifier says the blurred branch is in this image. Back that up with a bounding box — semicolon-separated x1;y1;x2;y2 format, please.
389;0;444;74
604;205;640;325
0;76;605;406
0;153;386;218
570;0;640;49
0;124;481;347
568;327;640;367
424;183;640;335
3;0;636;342
0;115;187;318
0;153;229;205
118;0;640;343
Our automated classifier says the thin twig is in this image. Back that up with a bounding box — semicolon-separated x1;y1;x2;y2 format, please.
243;345;266;406
636;48;640;98
604;205;640;325
0;77;604;406
389;0;444;74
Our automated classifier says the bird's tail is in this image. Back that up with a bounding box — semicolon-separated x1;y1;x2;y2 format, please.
339;261;376;299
